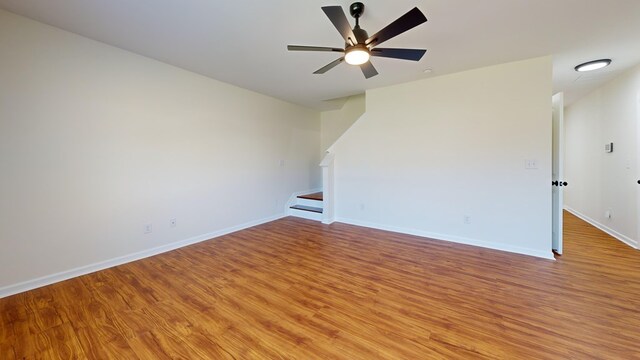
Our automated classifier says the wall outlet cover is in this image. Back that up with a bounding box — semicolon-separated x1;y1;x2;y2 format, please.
525;159;538;169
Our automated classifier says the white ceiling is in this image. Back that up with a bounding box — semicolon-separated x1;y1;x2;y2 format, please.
1;0;640;110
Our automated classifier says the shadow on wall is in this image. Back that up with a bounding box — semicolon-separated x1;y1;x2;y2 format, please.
321;94;366;153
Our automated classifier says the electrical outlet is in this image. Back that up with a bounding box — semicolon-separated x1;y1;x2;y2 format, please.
144;223;152;234
463;215;471;224
525;159;538;169
170;218;177;228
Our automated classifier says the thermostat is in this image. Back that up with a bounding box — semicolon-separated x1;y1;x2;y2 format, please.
605;142;613;153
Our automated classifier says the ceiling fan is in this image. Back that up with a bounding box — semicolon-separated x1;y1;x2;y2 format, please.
287;2;428;79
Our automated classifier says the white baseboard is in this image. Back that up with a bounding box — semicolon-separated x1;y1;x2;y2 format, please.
321;217;336;225
564;206;638;249
0;213;286;299
335;217;556;260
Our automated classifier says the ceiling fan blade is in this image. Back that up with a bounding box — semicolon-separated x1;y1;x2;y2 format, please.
322;6;357;45
366;7;427;48
288;45;345;52
314;57;345;74
360;61;378;79
371;48;427;61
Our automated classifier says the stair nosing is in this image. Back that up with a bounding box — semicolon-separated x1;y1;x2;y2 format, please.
297;192;323;201
290;205;323;214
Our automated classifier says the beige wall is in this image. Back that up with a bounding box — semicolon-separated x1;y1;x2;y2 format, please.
0;9;321;293
321;94;365;153
331;57;554;259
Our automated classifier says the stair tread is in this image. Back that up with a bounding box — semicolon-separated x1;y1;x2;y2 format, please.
298;192;323;201
290;205;323;213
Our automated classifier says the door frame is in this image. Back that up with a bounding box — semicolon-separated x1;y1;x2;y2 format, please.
636;93;640;248
552;92;565;254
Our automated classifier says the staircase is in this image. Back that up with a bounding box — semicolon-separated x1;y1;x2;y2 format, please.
289;192;323;221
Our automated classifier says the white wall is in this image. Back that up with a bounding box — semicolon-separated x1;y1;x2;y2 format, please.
321;94;365;153
331;57;554;259
0;9;321;295
564;65;639;248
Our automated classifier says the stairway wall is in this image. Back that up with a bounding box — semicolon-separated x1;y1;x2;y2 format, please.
331;57;554;259
321;94;365;153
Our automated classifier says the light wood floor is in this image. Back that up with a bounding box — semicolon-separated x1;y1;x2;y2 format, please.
1;212;639;359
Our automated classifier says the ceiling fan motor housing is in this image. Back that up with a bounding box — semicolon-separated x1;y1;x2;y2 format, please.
352;27;369;44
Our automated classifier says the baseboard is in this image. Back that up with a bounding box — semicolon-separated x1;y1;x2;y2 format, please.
335;217;556;260
0;213;286;299
564;206;638;249
321;217;336;225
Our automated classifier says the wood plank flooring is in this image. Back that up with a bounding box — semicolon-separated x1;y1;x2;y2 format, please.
1;211;639;359
297;192;323;201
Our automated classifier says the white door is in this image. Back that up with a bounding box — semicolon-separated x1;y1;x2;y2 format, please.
552;93;565;254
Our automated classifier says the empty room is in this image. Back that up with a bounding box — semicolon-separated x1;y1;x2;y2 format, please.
1;1;639;359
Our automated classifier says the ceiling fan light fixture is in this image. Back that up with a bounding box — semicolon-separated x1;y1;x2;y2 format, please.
287;4;428;78
574;59;611;72
345;45;370;65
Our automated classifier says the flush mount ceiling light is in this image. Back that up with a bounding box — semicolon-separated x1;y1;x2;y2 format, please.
574;59;611;72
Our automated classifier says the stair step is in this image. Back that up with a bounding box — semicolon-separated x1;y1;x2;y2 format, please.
290;205;323;214
296;198;323;207
298;192;323;201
